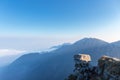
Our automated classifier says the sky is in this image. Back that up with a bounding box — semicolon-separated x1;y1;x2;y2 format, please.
0;0;120;56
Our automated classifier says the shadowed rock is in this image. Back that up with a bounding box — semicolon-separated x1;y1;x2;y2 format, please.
66;54;120;80
98;56;120;80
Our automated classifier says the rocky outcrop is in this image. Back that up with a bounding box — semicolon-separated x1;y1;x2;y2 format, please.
98;56;120;80
66;54;120;80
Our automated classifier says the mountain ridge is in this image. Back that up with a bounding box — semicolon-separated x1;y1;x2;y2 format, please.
0;38;120;80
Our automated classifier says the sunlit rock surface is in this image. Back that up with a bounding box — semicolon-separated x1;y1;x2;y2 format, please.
66;54;120;80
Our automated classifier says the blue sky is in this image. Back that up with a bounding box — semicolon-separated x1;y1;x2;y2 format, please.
0;0;120;55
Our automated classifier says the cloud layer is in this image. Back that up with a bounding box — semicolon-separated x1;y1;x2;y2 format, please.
0;49;26;57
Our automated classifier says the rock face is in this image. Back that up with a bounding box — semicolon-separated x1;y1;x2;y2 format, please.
74;54;93;80
98;56;120;80
66;54;120;80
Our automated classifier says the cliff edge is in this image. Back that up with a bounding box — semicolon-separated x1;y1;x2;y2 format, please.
66;54;120;80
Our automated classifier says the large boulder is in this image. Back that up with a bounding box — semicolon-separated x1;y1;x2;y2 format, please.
74;54;91;62
98;56;120;80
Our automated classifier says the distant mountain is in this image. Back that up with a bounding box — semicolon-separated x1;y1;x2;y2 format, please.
51;43;71;49
74;38;108;48
111;41;120;47
0;38;120;80
0;55;20;67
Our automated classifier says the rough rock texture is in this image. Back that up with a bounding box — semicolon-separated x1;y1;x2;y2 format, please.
98;56;120;80
66;54;120;80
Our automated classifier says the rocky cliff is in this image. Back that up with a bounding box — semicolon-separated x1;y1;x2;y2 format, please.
66;54;120;80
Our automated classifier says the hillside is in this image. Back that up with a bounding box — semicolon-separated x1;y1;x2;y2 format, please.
0;38;120;80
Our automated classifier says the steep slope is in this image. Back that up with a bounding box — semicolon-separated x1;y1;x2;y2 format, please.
0;38;120;80
0;55;21;67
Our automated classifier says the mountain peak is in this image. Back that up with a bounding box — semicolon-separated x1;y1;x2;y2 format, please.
73;38;108;49
74;37;108;44
80;37;107;42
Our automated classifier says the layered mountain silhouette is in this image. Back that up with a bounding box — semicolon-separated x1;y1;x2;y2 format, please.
0;38;120;80
111;40;120;47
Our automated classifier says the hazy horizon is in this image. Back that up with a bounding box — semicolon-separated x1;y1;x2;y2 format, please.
0;37;120;57
0;0;120;56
